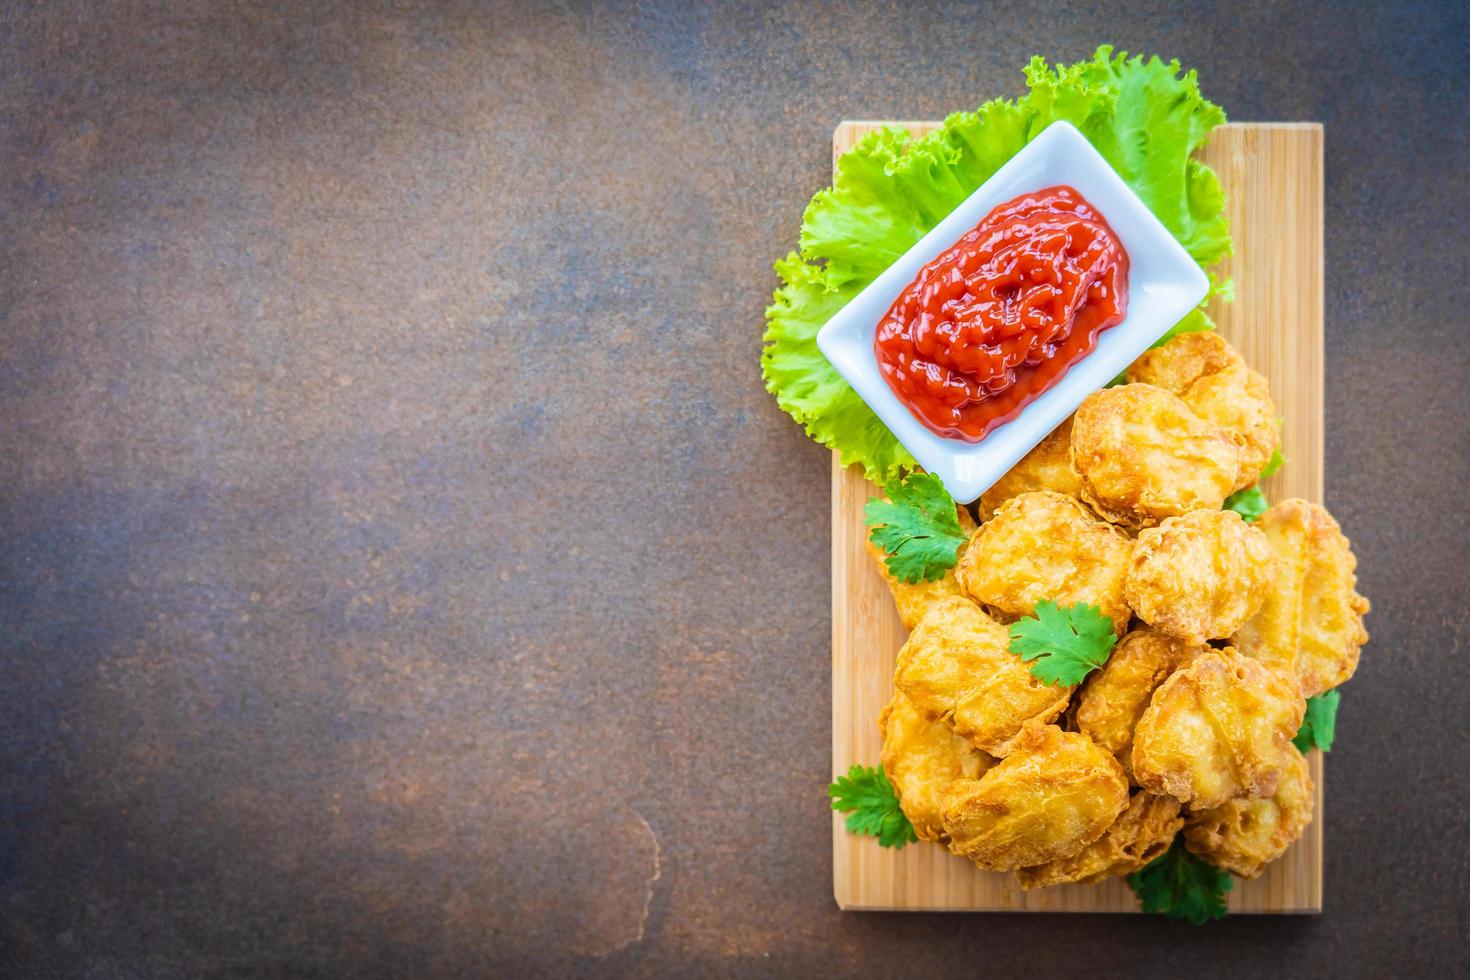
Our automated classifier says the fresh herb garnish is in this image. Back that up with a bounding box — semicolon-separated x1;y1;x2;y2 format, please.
1128;838;1233;924
828;765;917;848
864;472;968;584
1224;440;1284;521
1293;690;1340;753
1261;444;1286;478
1007;600;1118;686
1225;484;1269;522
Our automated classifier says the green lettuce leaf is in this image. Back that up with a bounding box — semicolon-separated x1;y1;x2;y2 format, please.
762;46;1233;482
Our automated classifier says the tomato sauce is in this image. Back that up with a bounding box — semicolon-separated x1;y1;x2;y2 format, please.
874;186;1129;442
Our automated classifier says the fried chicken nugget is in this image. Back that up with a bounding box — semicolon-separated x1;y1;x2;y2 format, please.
1131;647;1305;809
893;596;1071;756
1128;331;1280;490
1070;384;1243;528
941;724;1128;872
978;417;1082;520
1074;627;1205;781
865;504;978;631
879;691;993;844
1125;509;1275;644
1184;746;1314;878
1015;791;1184;889
1231;499;1371;697
957;491;1134;634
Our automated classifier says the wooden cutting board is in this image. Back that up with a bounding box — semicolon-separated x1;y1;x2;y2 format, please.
831;121;1324;912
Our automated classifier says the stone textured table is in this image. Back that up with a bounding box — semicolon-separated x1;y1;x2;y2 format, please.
2;2;1466;977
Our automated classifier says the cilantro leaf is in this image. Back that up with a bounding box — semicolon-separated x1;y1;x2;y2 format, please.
1293;690;1340;753
1261;444;1286;479
1224;484;1268;522
762;46;1233;482
1007;600;1118;686
828;764;917;848
1128;838;1233;925
1224;440;1285;521
864;472;968;583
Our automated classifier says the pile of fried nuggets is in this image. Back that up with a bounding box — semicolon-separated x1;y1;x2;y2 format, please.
869;332;1370;888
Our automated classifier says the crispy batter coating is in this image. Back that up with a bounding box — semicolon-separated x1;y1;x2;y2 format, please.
1128;331;1280;490
941;724;1128;872
879;691;993;844
978;417;1082;520
1074;627;1205;781
1125;509;1276;644
1184;746;1314;878
893;597;1071;755
1015;791;1184;889
1131;647;1304;808
865;504;979;631
957;491;1134;633
1070;384;1243;528
861;335;1359;884
1231;499;1371;697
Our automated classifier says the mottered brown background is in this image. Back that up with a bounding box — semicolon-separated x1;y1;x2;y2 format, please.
2;2;1467;978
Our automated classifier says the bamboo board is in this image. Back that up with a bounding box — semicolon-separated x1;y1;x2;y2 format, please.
832;122;1324;912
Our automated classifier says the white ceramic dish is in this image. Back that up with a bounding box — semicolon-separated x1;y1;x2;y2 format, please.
815;120;1210;503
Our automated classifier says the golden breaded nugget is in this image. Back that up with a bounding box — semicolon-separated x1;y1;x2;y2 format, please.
942;724;1128;872
1231;499;1371;697
1071;384;1243;528
879;691;993;844
865;504;978;631
1184;746;1314;878
1125;509;1275;644
978;417;1082;520
1074;627;1205;781
1015;791;1183;889
1131;647;1305;809
957;491;1134;633
893;597;1071;756
1128;331;1280;490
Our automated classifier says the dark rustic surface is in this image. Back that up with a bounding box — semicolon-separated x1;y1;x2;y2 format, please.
2;2;1466;977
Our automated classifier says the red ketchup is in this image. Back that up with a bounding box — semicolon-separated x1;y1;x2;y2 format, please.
874;185;1129;441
